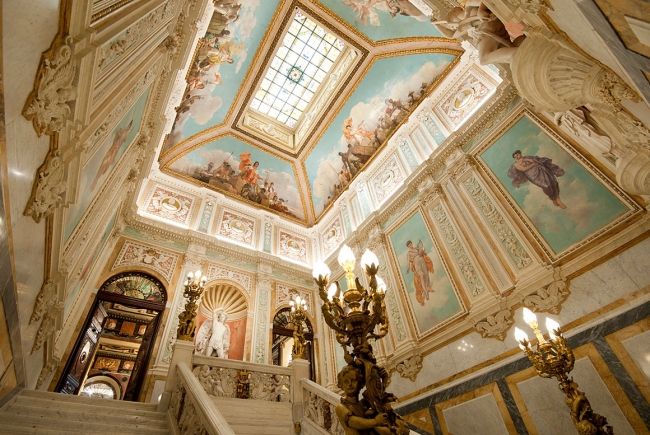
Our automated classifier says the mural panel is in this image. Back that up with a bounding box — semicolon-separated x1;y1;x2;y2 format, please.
317;0;441;41
277;229;309;264
143;184;196;227
388;210;462;334
305;52;456;217
65;86;151;242
165;0;281;150
217;209;257;247
480;115;629;254
168;136;305;220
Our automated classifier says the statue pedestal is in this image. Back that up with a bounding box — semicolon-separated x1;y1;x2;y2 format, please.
288;358;310;427
157;340;194;411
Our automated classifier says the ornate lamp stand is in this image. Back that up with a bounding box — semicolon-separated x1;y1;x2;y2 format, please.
515;308;614;435
289;295;308;360
313;245;409;435
177;270;207;341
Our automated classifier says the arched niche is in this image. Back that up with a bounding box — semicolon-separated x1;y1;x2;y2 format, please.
195;280;250;361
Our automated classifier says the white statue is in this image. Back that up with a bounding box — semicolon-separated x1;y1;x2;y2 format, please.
195;307;231;358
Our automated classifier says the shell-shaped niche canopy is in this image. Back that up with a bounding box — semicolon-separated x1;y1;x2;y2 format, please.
199;282;248;321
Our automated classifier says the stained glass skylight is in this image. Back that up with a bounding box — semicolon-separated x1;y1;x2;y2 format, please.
251;10;346;128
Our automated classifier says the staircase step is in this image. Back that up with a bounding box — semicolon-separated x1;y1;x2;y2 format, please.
5;403;168;429
229;423;292;435
9;397;165;420
18;390;159;411
0;414;169;435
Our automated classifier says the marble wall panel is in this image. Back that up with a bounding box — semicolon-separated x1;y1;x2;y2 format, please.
440;389;511;435
217;209;256;248
622;330;650;383
512;355;637;435
143;184;196;227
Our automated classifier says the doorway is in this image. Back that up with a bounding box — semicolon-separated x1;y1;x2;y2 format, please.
55;272;166;401
271;307;315;381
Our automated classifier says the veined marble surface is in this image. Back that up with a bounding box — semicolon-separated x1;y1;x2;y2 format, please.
442;393;509;435
622;330;650;383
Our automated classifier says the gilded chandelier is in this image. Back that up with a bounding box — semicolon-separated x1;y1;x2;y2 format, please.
515;308;614;435
313;245;409;435
289;295;308;360
177;270;207;341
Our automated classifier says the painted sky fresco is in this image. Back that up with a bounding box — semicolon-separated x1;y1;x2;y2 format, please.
481;116;628;254
168;136;305;220
306;53;455;217
388;210;462;334
65;87;150;242
164;0;280;152
318;0;442;40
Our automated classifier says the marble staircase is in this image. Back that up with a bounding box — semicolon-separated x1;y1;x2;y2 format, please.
0;389;170;434
211;397;293;435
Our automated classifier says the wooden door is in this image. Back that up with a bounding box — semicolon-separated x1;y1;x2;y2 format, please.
123;313;160;401
56;303;107;395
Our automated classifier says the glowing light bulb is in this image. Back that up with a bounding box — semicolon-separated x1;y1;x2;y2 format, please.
312;262;331;280
514;327;529;350
523;308;537;326
361;249;379;270
338;245;355;268
327;283;338;301
376;276;387;293
546;318;560;340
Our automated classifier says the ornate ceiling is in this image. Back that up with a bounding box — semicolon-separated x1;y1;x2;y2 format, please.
157;0;463;225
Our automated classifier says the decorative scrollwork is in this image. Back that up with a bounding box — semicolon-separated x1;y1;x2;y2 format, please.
24;151;66;223
474;308;514;340
192;364;290;402
523;270;569;314
395;355;423;381
23;36;77;136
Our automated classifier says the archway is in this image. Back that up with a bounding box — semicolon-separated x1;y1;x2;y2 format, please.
56;272;166;401
271;307;315;381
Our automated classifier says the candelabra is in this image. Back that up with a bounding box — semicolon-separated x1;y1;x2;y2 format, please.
313;245;409;435
177;270;207;341
515;308;614;435
289;295;308;360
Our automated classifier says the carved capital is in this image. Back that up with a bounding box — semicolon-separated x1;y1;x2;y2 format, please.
596;72;638;107
23;35;77;136
523;270;569;314
395;355;423;382
24;150;66;223
448;154;475;182
474;308;514;341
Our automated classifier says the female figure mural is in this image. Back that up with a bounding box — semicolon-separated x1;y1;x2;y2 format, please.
406;240;435;306
507;150;567;209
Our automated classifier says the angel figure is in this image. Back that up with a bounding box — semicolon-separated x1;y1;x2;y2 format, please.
195;307;231;358
342;0;382;27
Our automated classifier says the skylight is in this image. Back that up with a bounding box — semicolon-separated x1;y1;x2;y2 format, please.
250;10;345;128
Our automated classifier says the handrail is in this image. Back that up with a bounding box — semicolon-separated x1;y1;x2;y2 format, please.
171;361;237;435
193;354;293;376
300;378;345;435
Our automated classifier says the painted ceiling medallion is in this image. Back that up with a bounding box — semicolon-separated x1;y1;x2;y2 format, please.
160;196;182;211
287;66;304;84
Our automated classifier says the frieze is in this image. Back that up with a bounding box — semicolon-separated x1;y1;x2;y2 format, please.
217;209;256;247
112;240;179;282
144;184;196;227
206;264;253;296
275;284;314;317
277;229;309;264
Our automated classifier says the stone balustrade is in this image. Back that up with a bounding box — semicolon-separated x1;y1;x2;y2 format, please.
192;354;293;403
169;361;236;435
300;378;345;435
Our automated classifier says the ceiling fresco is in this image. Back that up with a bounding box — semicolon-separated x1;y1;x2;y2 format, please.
160;0;461;224
316;0;442;41
305;52;456;217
